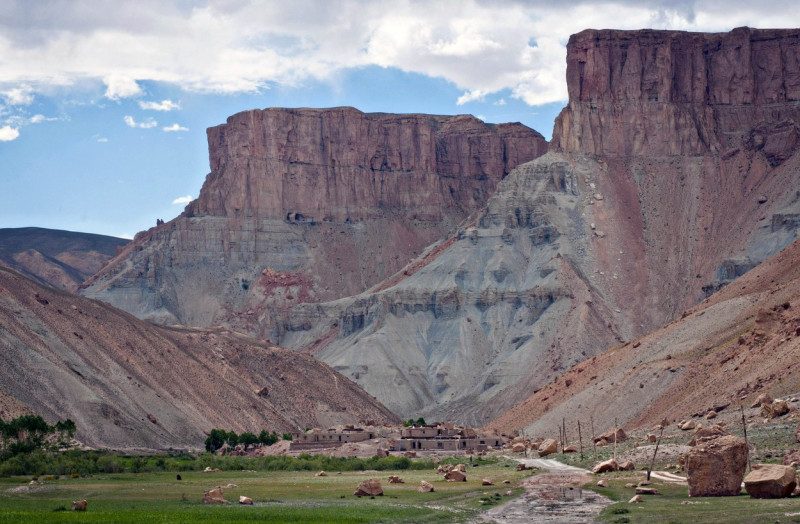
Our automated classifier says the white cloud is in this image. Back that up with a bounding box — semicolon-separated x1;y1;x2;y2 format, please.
139;99;181;111
97;137;108;142
163;123;188;132
494;99;507;106
123;115;157;128
3;86;34;105
29;114;59;124
104;74;142;100
172;195;193;204
0;1;799;109
0;126;20;141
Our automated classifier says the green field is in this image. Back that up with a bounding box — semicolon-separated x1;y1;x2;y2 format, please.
0;460;531;523
591;471;800;524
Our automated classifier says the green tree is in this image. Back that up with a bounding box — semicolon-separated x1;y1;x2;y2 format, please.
204;429;227;453
238;432;258;449
226;431;239;447
258;430;279;446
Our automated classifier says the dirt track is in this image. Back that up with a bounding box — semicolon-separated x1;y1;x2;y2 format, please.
472;458;612;523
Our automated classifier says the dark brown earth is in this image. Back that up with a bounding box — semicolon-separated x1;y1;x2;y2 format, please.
0;227;128;292
0;267;398;450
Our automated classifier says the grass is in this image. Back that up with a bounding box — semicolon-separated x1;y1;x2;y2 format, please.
591;473;800;524
0;459;532;523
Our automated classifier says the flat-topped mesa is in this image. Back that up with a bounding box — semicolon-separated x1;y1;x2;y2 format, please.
552;27;800;158
188;107;546;223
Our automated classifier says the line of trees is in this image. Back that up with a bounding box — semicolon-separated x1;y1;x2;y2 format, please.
0;415;75;458
204;428;292;453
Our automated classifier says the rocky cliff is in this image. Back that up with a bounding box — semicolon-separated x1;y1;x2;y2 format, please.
81;108;546;332
82;28;800;427
273;27;800;425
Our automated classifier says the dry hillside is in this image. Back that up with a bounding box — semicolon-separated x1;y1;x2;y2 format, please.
0;267;398;450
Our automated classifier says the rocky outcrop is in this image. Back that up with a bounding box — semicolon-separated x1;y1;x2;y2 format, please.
553;27;800;158
81;108;546;334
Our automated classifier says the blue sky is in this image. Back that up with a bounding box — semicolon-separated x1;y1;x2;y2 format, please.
2;1;799;239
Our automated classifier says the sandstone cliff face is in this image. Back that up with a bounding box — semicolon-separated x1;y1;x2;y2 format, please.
276;28;800;425
81;108;546;331
83;28;800;428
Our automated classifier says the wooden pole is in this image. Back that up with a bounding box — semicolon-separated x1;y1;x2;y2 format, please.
578;420;584;460
741;405;751;472
614;417;618;463
591;416;596;460
562;418;567;453
647;425;664;481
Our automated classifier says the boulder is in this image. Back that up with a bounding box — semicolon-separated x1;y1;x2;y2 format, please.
596;480;607;487
594;428;626;443
203;487;229;504
376;448;389;458
678;420;696;431
354;478;383;497
751;393;774;408
71;500;87;511
238;496;253;505
511;443;527;453
417;480;435;493
597;439;609;446
388;475;404;484
315;471;328;477
685;435;748;497
619;460;635;471
482;478;493;486
538;438;558;457
629;495;643;503
688;424;731;446
647;433;657;443
783;450;800;466
563;445;578;453
761;399;789;419
456;464;466;472
744;464;797;498
635;487;660;495
445;470;467;482
592;459;618;474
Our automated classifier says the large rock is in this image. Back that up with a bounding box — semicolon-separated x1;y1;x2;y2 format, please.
688;424;731;446
417;480;435;493
354;478;383;497
761;399;789;419
744;464;797;498
685;435;748;497
445;470;467;482
592;459;618;474
203;487;229;504
594;428;626;443
538;438;558;457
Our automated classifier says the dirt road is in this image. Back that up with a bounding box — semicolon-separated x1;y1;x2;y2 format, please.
471;458;612;523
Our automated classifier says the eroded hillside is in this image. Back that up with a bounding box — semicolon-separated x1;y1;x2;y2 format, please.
0;267;398;450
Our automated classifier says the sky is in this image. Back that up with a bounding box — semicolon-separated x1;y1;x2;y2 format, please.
2;1;800;239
